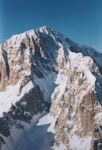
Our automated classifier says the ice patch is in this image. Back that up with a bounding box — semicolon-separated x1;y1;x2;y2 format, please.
53;144;66;150
0;81;34;117
37;113;55;133
69;136;91;150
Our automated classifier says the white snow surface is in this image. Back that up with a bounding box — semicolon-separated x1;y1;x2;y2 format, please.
37;113;56;134
52;144;66;150
69;136;91;150
34;72;57;102
0;81;34;117
68;50;96;88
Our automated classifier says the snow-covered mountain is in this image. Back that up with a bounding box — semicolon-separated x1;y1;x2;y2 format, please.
0;26;102;150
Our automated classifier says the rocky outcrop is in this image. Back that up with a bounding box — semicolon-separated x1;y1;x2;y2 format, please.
50;51;102;150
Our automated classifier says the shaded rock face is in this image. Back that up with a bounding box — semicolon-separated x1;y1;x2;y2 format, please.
0;86;50;149
8;86;50;121
0;49;10;90
0;26;102;150
0;31;58;90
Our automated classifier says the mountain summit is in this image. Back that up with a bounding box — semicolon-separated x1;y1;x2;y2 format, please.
0;26;102;150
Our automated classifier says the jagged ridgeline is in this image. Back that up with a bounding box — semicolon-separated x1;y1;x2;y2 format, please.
0;26;102;150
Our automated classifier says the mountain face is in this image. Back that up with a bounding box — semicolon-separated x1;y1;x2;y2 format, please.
0;26;102;150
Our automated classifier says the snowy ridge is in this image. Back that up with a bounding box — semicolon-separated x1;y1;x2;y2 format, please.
40;45;102;149
0;81;34;117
